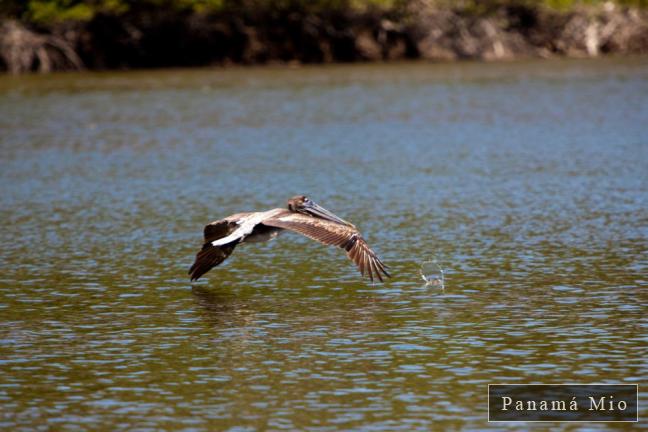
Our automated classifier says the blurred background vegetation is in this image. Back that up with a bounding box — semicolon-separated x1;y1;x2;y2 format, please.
1;0;646;73
2;0;646;24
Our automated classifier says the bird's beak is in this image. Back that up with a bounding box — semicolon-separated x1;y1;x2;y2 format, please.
304;201;354;227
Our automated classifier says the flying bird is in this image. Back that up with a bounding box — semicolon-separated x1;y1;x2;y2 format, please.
189;195;390;282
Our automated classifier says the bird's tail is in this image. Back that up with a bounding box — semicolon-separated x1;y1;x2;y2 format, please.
189;242;237;281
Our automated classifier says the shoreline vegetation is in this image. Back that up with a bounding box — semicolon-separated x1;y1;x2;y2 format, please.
1;0;647;74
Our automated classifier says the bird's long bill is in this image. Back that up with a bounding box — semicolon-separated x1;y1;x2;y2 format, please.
305;201;353;227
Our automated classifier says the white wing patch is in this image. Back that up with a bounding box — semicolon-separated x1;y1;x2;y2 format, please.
211;209;283;246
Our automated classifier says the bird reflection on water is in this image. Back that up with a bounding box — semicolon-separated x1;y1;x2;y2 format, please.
191;284;391;336
191;286;257;328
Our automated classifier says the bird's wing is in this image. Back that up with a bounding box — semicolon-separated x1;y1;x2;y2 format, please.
203;212;253;244
262;211;390;282
191;211;268;281
189;242;237;281
210;209;285;246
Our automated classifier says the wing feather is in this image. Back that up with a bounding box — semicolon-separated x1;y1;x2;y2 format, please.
190;212;255;281
203;212;253;243
263;211;390;282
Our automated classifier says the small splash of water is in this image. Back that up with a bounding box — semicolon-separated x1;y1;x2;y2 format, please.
419;259;445;289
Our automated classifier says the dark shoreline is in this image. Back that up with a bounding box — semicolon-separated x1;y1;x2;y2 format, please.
1;1;647;74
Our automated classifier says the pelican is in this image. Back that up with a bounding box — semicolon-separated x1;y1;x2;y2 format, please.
189;195;390;282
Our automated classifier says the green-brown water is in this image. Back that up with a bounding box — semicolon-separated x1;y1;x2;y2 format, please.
1;58;647;430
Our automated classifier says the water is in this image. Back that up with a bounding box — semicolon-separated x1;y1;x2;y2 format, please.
419;260;444;288
1;58;647;430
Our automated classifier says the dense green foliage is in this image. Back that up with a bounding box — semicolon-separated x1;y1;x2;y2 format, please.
1;0;646;25
1;0;392;24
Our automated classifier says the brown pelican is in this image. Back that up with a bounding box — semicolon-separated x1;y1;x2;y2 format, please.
189;195;390;282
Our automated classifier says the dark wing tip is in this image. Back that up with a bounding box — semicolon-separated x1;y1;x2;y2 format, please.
375;256;391;279
346;237;390;283
372;256;391;282
188;256;209;281
188;243;236;281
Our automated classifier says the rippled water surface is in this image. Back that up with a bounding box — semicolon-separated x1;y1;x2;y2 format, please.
1;58;647;430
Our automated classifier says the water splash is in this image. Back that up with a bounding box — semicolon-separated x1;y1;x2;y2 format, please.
419;259;445;289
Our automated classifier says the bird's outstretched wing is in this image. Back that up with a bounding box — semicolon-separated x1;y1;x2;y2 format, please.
189;213;251;281
262;211;390;282
189;242;237;281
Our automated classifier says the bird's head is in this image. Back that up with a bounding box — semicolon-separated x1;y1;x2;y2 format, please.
287;195;354;227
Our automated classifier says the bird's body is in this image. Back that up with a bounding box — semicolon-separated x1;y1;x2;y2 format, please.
189;196;390;282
